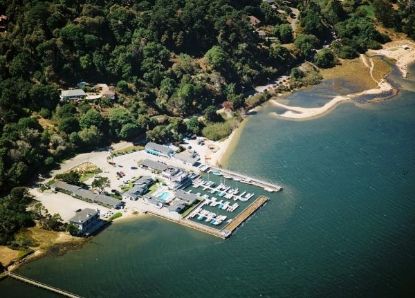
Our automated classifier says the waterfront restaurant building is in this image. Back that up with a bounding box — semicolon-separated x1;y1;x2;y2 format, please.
145;142;174;158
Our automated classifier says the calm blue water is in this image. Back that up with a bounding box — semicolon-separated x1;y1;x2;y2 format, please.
1;66;415;297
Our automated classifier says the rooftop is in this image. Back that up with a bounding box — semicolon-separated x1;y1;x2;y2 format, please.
140;159;168;172
134;176;153;186
174;189;199;205
61;89;86;98
51;181;122;208
145;142;174;156
69;208;98;224
175;150;200;165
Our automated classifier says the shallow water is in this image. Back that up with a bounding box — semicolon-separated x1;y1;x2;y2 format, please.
2;67;415;298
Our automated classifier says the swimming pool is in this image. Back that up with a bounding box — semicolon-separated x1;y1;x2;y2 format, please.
157;191;173;202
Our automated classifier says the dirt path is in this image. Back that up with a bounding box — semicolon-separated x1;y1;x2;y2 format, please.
288;8;299;37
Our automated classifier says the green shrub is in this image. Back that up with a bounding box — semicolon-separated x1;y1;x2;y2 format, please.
109;212;122;221
202;119;237;141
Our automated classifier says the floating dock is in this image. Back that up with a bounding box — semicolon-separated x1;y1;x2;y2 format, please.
209;166;282;192
222;195;269;235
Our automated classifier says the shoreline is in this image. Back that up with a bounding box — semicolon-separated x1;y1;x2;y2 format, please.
269;79;394;120
2;38;414;276
203;40;415;165
3;230;86;273
369;40;415;78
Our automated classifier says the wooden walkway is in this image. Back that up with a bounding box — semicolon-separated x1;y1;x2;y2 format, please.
7;272;81;298
210;166;283;192
222;196;269;234
148;211;228;239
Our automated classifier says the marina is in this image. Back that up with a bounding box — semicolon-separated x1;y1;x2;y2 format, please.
146;194;270;239
126;151;284;239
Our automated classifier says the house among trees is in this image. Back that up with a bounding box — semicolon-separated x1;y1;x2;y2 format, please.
69;208;102;236
248;15;261;27
60;89;87;101
96;84;116;100
0;15;7;32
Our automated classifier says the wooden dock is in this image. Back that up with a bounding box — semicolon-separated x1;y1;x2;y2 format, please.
149;195;269;239
222;195;269;235
209;166;282;192
148;211;228;239
6;272;81;298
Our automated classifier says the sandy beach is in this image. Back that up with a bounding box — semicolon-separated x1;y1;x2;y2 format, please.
370;40;415;78
269;52;398;121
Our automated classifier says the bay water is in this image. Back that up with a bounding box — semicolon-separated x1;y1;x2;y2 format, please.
1;65;415;297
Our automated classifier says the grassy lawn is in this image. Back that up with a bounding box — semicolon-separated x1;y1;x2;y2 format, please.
111;145;144;157
69;162;102;182
180;200;201;218
148;182;162;194
109;212;123;221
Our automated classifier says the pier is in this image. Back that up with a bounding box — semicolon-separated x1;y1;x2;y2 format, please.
222;195;269;234
6;271;81;298
148;211;229;239
209;166;282;192
148;195;269;239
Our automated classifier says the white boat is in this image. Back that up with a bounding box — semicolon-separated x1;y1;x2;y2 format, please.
227;203;239;212
222;201;230;210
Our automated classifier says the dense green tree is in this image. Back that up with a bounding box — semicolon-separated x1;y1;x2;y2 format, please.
92;176;109;192
373;0;397;28
58;117;80;134
294;34;320;58
204;105;220;122
0;187;34;245
186;116;201;135
205;46;228;70
55;171;81;185
119;123;140;140
80;109;104;129
290;67;304;80
273;24;293;44
314;49;336;68
108;107;133;137
78;125;103;147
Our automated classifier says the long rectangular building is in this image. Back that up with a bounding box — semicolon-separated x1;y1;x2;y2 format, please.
51;181;123;209
145;142;174;158
139;159;168;172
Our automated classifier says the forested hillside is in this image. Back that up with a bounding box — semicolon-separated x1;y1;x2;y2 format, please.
0;0;414;244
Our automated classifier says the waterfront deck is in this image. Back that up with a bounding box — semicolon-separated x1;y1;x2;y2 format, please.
222;195;269;234
6;272;81;297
